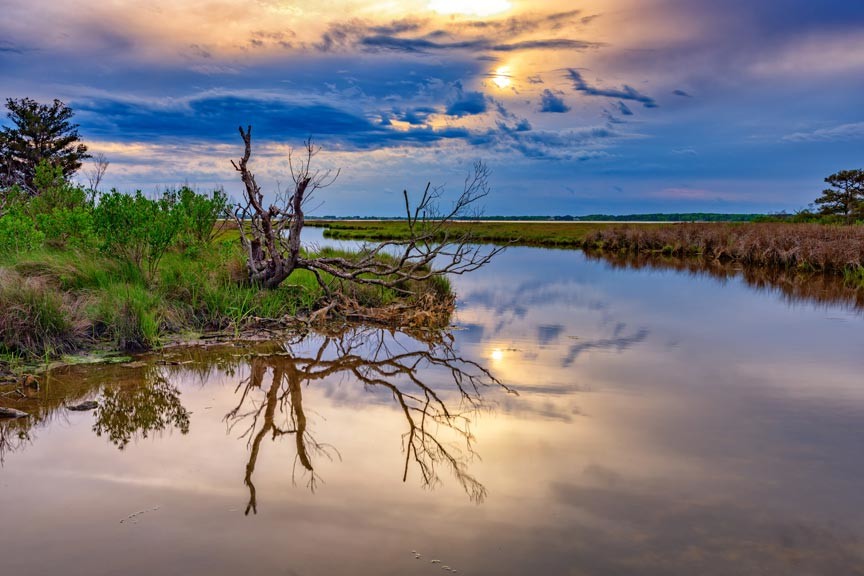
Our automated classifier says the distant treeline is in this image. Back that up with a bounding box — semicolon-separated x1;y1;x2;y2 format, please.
312;213;764;222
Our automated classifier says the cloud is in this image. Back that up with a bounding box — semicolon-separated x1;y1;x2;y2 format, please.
566;69;658;108
446;85;488;116
782;122;864;142
539;89;570;113
74;93;476;150
0;42;25;54
672;89;692;98
616;101;634;116
359;35;597;54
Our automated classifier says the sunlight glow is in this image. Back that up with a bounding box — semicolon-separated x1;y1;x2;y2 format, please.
491;349;505;361
428;0;512;17
491;66;512;89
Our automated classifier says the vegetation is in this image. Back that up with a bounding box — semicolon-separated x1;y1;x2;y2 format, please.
0;98;89;192
315;220;864;290
313;219;613;247
0;106;468;363
814;169;864;223
580;223;864;285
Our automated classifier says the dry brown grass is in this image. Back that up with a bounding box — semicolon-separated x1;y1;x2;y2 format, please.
583;223;864;275
0;269;92;356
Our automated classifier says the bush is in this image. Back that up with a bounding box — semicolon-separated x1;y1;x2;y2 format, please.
0;206;45;253
93;190;182;281
174;186;228;246
26;161;96;248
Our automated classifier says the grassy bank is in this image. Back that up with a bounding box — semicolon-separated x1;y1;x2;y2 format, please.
312;220;864;288
0;238;451;363
311;220;614;247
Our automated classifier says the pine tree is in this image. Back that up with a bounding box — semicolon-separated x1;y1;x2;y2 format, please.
0;98;90;193
814;169;864;223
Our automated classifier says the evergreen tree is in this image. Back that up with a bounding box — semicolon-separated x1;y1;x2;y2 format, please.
815;169;864;223
0;98;89;193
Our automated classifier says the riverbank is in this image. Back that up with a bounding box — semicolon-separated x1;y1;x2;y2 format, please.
311;220;864;287
0;236;453;367
311;220;613;247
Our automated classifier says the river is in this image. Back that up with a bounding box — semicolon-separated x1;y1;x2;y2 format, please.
1;229;863;575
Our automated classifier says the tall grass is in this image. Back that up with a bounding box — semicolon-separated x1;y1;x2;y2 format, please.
0;237;453;360
582;223;864;278
0;269;87;356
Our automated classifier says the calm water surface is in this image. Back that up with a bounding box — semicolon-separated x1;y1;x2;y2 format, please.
2;233;863;575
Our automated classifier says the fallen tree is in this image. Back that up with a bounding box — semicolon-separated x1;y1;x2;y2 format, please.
230;126;503;297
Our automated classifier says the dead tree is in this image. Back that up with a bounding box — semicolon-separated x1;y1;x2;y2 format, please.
85;152;109;199
230;125;503;292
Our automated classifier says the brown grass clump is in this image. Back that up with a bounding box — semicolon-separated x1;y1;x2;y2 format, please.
0;269;91;356
583;223;864;275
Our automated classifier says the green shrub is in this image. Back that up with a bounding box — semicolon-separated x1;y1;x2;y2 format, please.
23;161;96;249
174;186;228;246
0;206;45;253
94;190;182;281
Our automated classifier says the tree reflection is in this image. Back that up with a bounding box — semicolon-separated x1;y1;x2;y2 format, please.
93;371;191;449
225;327;513;514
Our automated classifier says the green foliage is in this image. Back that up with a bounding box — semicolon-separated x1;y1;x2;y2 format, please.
93;190;183;280
174;186;228;247
0;205;45;253
814;169;864;223
0;98;89;191
0;161;97;250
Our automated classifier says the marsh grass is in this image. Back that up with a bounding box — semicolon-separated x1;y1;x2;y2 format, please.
313;220;611;247
581;223;864;281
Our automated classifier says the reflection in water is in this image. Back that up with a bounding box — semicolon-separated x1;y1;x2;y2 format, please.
93;371;191;450
224;327;513;514
585;250;864;311
1;327;511;515
3;241;864;574
0;419;30;465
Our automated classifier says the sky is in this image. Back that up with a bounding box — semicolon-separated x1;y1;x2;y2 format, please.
1;0;863;215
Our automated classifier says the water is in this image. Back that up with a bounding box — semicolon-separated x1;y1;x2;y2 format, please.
2;233;863;575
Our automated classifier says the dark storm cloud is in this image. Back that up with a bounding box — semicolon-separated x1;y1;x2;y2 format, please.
446;84;488;116
539;89;571;113
616;101;634;115
73;95;473;149
566;69;658;108
392;106;438;125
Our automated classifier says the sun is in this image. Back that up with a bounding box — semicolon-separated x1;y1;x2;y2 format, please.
491;66;512;89
428;0;512;17
490;348;504;361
